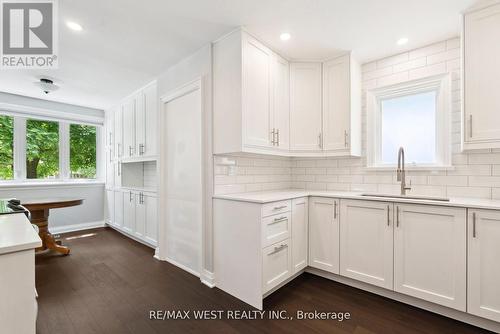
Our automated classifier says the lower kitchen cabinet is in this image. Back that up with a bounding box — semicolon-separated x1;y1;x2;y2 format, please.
291;198;308;273
394;204;466;311
108;189;158;247
309;197;339;273
262;239;292;293
339;200;393;289
105;190;114;225
468;209;500;322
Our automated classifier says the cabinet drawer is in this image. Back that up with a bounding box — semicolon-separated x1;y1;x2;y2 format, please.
262;239;292;293
262;200;291;217
262;212;291;247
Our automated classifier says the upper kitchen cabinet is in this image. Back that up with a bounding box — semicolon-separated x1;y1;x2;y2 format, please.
289;62;323;153
322;54;361;156
213;29;289;155
463;3;500;150
136;82;158;158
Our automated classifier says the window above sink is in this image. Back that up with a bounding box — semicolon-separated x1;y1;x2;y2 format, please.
366;74;452;170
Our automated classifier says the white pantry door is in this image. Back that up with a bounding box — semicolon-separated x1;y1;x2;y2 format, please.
163;83;202;276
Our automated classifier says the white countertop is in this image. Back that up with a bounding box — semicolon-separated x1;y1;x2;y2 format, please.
213;189;500;211
0;213;42;255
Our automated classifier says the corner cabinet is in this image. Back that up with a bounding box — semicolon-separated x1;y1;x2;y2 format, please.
463;3;500;150
468;209;500;322
213;30;289;156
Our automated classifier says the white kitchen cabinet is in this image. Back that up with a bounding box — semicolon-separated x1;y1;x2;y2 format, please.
394;204;466;311
340;200;393;289
114;106;123;159
291;197;308;273
263;239;292;293
289;62;323;152
105;190;114;225
213;30;290;155
113;190;124;228
271;55;290;151
309;197;339;274
322;54;361;156
123;190;136;233
463;3;500;150
141;83;158;157
135;192;158;246
468;209;500;322
122;97;136;158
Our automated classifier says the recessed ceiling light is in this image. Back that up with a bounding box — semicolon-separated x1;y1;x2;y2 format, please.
280;33;291;41
66;21;83;31
397;37;409;46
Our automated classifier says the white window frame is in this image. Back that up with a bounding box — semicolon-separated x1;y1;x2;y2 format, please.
366;74;452;170
0;112;103;184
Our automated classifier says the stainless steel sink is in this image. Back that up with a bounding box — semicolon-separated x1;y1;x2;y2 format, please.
360;193;450;202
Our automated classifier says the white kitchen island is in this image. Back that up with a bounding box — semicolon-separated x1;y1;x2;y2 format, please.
0;212;42;334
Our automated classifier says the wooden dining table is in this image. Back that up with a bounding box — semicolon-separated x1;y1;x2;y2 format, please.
22;198;83;255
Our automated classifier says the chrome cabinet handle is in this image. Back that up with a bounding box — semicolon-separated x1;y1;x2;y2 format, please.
129;191;133;202
270;129;276;145
276;129;280;146
344;130;349;148
129;146;133;156
269;244;288;255
117;162;121;176
272;216;287;223
318;133;323;149
396;206;400;227
109;150;113;163
273;205;287;210
472;212;477;238
334;201;337;219
469;115;473;138
109;133;112;145
387;205;390;226
139;144;145;155
117;143;121;157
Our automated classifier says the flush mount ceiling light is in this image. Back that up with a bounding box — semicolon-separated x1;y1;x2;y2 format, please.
66;21;83;31
34;78;59;94
397;37;409;45
280;32;291;41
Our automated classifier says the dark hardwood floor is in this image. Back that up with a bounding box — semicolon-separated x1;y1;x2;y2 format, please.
36;228;492;334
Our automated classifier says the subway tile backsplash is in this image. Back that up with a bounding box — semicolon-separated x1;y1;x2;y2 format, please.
213;37;500;199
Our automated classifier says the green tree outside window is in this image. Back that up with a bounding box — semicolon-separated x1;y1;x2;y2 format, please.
26;119;59;179
70;124;96;178
0;115;14;180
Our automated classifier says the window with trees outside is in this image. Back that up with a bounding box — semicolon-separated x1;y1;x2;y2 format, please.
0;113;101;182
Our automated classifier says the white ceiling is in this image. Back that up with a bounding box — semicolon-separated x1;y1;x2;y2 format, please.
0;0;477;110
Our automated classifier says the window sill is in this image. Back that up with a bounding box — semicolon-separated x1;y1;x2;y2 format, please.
364;165;455;172
0;180;105;189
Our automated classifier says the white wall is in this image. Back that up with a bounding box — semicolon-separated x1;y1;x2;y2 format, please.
213;37;500;200
0;184;105;232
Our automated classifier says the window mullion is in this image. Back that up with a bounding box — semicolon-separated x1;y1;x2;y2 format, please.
13;117;27;181
60;122;70;179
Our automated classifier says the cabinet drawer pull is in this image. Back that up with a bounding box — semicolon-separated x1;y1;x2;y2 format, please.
387;205;390;226
318;133;323;148
273;205;287;210
334;201;337;219
129;191;133;202
271;216;288;224
472;212;477;238
269;244;288;255
396;206;400;227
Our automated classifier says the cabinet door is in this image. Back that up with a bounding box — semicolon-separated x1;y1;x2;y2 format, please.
144;194;158;246
123;191;136;233
262;239;292;293
290;62;323;151
340;200;393;289
105;190;114;225
464;5;500;143
323;55;351;151
135;193;146;238
114;107;123;159
291;198;308;273
122;97;136;158
242;35;272;149
468;209;500;321
135;92;146;157
394;204;466;311
143;83;158;156
309;197;339;273
272;55;290;150
114;191;123;227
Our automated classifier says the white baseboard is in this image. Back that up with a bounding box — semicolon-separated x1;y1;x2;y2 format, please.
201;270;215;288
49;221;105;235
165;256;201;278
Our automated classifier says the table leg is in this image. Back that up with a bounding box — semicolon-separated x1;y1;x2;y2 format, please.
30;208;70;255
